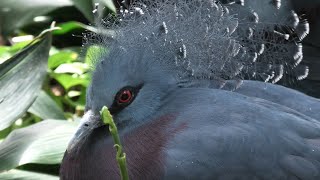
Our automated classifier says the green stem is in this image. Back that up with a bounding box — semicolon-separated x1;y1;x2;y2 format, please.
100;106;129;180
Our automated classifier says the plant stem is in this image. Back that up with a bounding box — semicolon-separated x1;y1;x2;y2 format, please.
100;106;129;180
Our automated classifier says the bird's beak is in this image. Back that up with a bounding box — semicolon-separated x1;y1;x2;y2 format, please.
67;110;104;152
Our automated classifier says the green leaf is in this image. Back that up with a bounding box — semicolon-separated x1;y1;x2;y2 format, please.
54;21;83;35
71;0;94;22
85;45;107;67
53;21;98;35
0;32;51;131
0;40;32;64
0;47;11;64
51;73;90;90
54;62;89;75
28;91;65;120
9;40;33;53
0;120;78;172
0;47;10;56
0;169;58;180
97;0;116;13
71;0;116;22
0;0;73;36
48;50;78;69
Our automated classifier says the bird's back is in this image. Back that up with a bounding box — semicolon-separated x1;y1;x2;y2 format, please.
162;87;320;180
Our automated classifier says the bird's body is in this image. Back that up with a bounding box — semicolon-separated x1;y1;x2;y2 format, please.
62;85;320;180
60;0;320;179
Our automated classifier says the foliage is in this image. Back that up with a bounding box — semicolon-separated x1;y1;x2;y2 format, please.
0;0;115;178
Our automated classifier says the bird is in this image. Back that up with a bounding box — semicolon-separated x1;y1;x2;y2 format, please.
60;0;320;179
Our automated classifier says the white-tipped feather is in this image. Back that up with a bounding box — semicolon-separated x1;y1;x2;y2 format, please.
85;0;310;89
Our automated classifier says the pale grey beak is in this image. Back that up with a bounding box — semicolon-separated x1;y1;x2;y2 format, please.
67;110;104;152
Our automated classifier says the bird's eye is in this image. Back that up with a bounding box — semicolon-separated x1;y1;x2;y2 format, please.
110;85;142;115
117;89;133;104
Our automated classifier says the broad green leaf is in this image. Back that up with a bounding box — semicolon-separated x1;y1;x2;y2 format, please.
28;91;65;120
0;120;78;172
0;32;51;131
48;50;78;69
51;73;90;90
0;0;73;36
0;169;58;180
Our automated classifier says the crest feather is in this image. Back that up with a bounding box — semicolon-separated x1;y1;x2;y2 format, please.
85;0;310;88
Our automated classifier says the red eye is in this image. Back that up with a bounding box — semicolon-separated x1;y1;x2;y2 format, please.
118;90;133;104
111;85;142;114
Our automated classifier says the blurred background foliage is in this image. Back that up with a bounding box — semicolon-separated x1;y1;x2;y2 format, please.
0;0;118;179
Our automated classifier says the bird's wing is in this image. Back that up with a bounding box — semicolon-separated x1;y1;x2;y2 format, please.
228;80;320;120
162;88;320;180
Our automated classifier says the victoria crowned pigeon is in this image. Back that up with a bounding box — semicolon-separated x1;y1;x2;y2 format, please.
60;0;320;179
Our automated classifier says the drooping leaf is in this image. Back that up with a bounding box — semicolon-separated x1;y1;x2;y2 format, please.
0;0;73;36
0;169;58;180
0;31;52;131
28;91;65;120
0;120;78;172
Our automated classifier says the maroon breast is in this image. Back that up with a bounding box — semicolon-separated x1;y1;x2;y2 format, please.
60;114;187;180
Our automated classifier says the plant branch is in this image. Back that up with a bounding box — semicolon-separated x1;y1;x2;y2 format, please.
100;106;129;180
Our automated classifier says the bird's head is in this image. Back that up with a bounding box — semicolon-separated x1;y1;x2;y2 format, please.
67;43;181;153
88;44;178;126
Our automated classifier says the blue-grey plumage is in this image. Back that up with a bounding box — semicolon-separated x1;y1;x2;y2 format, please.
163;88;320;180
60;0;320;179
